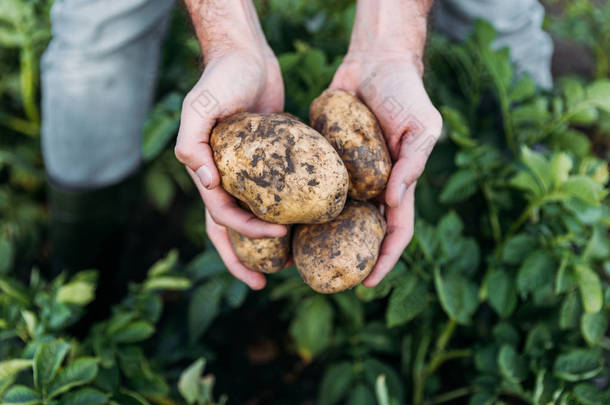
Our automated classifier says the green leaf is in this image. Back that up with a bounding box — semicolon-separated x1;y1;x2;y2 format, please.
498;345;527;383
0;278;30;305
549;153;573;188
516;251;555;298
0;237;13;274
502;234;536;265
34;340;70;389
562;176;607;206
145;170;175;212
474;345;498;373
556;261;577;294
414;222;439;260
552;129;591;158
520;146;551;193
289;296;333;362
1;385;40;405
332;291;364;329
141;93;181;161
510;171;543;197
148;250;178;277
572;383;609;405
434;267;479;324
143;276;191;292
440;106;475;148
509;74;536;102
318;362;353;405
110;321;155;343
189;279;226;342
574;264;603;313
346;384;375;405
486;269;517;318
560;291;582;330
186;250;226;281
586;80;610;113
0;360;32;380
438;212;465;259
224;279;248;308
48;358;99;399
112;391;150;405
524;324;553;356
580;312;607;346
468;391;496;405
386;280;427;327
178;358;205;404
56;281;96;305
533;370;561;405
440;169;478;203
59;388;107;405
584;224;610;261
554;348;604;381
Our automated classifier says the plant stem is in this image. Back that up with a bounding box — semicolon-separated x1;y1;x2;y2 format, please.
504;201;538;243
434;319;456;355
20;44;40;126
427;349;472;375
0;113;40;137
423;386;474;405
412;331;431;405
482;183;502;243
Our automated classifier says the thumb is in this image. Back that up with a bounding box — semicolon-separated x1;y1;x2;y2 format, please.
175;90;223;189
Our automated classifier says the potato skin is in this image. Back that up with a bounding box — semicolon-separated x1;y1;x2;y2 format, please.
228;229;291;274
309;89;391;201
211;112;349;224
293;201;386;293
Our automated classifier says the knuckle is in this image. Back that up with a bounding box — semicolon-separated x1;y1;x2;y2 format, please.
173;144;193;164
429;109;443;135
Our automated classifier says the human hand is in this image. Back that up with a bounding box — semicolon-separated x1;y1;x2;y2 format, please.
178;1;287;289
330;53;442;287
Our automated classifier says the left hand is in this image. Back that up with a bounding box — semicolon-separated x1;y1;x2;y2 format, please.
329;51;443;287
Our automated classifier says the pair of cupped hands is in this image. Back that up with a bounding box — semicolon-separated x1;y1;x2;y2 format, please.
175;44;443;291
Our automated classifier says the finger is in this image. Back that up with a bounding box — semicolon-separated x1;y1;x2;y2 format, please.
175;89;222;190
206;210;266;290
384;133;433;208
283;257;294;269
362;183;415;287
188;168;287;238
329;64;359;93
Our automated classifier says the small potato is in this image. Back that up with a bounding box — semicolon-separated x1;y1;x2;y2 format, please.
228;229;291;274
211;112;349;224
293;201;386;293
309;89;392;201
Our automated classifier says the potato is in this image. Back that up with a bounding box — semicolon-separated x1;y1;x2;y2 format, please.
293;200;386;293
309;89;391;201
211;112;349;224
228;229;291;274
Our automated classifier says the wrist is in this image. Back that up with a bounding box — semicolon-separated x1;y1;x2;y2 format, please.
348;0;431;72
185;0;269;64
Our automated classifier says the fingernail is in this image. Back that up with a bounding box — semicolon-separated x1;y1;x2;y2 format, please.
196;165;212;189
398;183;407;206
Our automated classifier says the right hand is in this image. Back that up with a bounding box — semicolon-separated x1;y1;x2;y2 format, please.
176;47;287;290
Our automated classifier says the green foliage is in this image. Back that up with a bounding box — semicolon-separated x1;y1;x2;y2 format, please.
1;1;609;405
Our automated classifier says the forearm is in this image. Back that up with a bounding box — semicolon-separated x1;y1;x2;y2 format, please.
183;0;268;63
349;0;433;72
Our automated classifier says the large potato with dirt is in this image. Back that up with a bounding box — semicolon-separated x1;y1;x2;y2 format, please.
309;89;391;201
210;112;349;224
293;201;386;293
228;229;291;274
